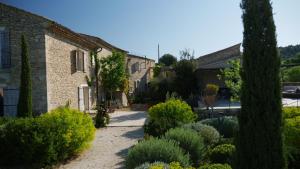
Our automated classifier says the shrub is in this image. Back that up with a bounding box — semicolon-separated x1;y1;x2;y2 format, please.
199;163;232;169
207;144;235;165
135;162;169;169
0;117;13;126
204;84;219;96
283;108;300;168
164;128;204;166
200;117;238;138
0;107;95;167
94;104;109;128
283;107;300;119
136;162;195;169
125;138;190;169
182;123;220;146
134;161;169;169
147;99;196;136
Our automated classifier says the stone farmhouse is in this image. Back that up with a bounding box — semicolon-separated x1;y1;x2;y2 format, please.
195;43;241;93
0;3;154;116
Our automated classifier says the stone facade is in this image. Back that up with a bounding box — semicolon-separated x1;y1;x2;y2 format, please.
0;3;156;114
0;3;98;114
45;32;92;111
127;54;155;94
0;3;49;114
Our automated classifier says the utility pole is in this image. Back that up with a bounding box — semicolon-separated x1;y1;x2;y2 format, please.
157;43;160;63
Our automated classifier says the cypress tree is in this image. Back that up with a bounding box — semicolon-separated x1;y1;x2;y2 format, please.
236;0;286;168
17;35;32;117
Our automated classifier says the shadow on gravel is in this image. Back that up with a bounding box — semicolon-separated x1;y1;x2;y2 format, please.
121;127;144;139
110;112;146;124
115;145;135;169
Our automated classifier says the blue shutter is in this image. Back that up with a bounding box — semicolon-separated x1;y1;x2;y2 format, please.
1;30;11;68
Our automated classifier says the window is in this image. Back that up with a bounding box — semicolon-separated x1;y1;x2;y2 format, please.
0;27;10;69
71;49;85;73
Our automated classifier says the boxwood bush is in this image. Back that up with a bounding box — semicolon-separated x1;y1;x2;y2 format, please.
0;107;95;168
283;107;300;168
207;144;235;165
182;123;220;146
125;138;190;169
200;117;238;138
199;163;232;169
146;99;196;136
164;128;205;166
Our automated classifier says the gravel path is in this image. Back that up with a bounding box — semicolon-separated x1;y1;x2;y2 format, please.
59;111;146;169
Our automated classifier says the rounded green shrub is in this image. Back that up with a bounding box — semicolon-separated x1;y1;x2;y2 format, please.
135;162;169;169
182;122;220;146
164;128;204;166
200;117;238;138
0;107;95;167
283;107;300;119
0;117;13;126
125;138;190;169
199;163;232;169
284;109;300;169
147;99;197;136
208;144;235;165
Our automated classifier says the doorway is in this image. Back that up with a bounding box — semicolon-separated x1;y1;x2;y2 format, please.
78;85;90;112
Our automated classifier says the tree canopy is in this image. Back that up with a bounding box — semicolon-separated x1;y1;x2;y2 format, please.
159;54;177;66
100;51;126;98
218;59;241;101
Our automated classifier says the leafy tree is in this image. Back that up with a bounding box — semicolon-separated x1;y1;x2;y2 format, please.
173;59;197;99
159;54;177;66
153;63;162;77
100;51;126;102
179;48;195;60
149;75;175;102
17;35;32;117
283;66;300;82
279;44;300;59
218;59;241;101
283;53;300;65
237;0;286;169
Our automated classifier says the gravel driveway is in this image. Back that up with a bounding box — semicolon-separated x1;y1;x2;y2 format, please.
59;111;146;169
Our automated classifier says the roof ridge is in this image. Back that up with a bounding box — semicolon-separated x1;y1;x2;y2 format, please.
197;43;241;60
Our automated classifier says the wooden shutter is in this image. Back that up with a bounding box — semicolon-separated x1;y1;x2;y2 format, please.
76;50;84;72
83;87;89;110
1;30;10;68
70;50;77;74
82;51;85;72
78;86;84;111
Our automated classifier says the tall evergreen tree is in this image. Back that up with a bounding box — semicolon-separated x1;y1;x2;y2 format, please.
236;0;286;168
17;35;32;117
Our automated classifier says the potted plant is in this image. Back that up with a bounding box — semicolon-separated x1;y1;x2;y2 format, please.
202;84;219;110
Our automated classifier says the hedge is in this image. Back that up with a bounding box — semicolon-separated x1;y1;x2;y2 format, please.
0;107;95;168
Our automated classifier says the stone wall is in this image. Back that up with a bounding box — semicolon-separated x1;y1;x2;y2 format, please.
45;32;92;111
0;3;49;114
195;69;225;90
127;55;155;94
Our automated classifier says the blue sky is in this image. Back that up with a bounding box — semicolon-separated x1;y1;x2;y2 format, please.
1;0;299;61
